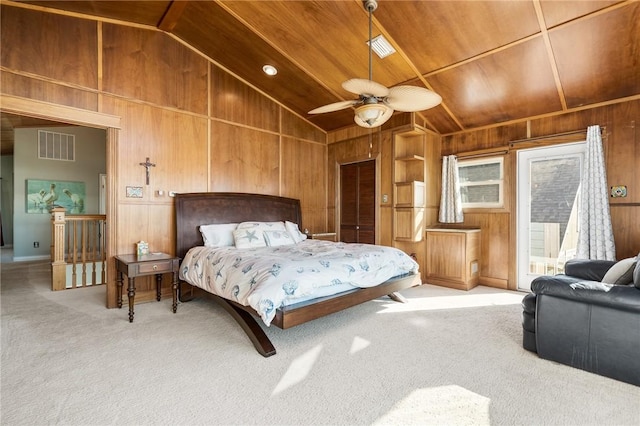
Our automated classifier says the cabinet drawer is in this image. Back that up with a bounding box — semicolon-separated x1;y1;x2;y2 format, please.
138;260;173;274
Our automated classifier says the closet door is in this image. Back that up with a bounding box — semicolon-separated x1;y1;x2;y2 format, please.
340;160;375;244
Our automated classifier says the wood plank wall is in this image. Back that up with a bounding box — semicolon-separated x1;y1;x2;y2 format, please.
0;4;327;308
441;99;640;289
329;101;639;290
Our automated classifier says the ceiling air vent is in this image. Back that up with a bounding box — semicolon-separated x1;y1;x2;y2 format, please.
367;35;396;59
38;130;75;161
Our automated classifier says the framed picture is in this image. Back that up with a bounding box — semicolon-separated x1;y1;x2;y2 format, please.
26;179;86;214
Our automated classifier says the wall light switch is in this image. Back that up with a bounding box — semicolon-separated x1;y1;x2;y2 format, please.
382;194;388;203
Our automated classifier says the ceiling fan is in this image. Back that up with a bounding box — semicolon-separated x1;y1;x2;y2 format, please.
308;0;442;128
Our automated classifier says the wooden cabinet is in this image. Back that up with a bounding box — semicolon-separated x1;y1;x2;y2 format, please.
394;208;425;241
395;181;425;207
425;227;480;290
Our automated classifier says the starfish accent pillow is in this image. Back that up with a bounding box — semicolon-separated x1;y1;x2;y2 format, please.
233;228;267;249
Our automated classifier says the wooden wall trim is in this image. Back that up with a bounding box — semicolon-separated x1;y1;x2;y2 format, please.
443;93;640;137
0;94;120;129
3;0;157;30
105;128;119;308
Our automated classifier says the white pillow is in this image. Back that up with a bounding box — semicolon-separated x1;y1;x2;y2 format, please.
233;228;267;249
264;230;295;247
285;221;307;243
601;257;637;285
237;221;286;232
199;223;238;247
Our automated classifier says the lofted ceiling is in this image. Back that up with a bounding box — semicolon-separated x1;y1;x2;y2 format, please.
6;0;640;138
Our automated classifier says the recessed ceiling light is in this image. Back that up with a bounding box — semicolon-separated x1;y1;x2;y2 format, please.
263;65;278;76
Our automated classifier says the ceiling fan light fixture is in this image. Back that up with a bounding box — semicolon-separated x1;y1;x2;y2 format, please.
308;0;440;128
354;103;392;128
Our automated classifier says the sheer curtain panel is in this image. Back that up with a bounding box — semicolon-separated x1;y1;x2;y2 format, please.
438;155;464;223
576;125;616;260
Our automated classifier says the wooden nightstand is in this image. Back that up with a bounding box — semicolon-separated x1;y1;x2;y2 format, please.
114;253;180;322
308;232;337;242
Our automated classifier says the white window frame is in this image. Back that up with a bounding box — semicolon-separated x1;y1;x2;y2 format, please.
457;156;504;208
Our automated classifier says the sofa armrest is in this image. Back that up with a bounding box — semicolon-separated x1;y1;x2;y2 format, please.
564;258;616;281
533;279;640;313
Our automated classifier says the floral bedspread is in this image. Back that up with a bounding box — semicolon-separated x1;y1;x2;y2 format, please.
179;240;419;326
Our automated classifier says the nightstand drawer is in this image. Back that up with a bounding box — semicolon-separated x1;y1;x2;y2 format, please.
137;260;173;274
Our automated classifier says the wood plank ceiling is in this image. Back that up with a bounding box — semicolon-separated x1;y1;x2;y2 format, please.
6;0;640;138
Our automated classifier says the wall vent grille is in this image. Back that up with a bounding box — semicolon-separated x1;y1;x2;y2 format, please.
38;130;75;161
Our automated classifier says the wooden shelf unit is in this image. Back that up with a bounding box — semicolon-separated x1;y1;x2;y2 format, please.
393;130;427;242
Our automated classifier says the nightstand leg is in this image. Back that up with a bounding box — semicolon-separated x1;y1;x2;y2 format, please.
172;271;178;313
127;277;135;323
156;274;162;301
117;272;124;308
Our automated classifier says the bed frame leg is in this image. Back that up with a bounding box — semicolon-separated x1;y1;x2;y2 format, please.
178;281;195;302
388;292;408;303
212;296;277;357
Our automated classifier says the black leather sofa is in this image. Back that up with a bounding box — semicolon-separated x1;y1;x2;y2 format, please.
522;257;640;386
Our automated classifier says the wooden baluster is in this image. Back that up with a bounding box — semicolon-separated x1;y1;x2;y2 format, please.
100;219;106;285
71;220;78;288
81;220;87;286
90;220;97;286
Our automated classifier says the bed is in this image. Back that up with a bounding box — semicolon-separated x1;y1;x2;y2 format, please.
175;192;421;357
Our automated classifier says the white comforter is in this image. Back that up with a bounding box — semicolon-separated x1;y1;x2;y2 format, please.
179;240;419;326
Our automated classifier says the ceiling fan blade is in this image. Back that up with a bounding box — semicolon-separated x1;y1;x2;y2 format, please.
342;78;389;98
385;85;442;112
308;100;358;114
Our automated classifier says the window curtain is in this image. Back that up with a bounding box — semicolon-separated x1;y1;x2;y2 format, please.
438;155;464;223
576;125;616;260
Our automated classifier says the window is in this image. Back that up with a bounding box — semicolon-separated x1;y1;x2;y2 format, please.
457;157;504;208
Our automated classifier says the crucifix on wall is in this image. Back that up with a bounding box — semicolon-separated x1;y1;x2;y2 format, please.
139;157;156;185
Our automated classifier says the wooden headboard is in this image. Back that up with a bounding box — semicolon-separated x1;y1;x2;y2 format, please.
174;192;303;260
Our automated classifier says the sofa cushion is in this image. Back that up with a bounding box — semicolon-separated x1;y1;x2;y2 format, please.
533;278;640;313
564;258;616;281
601;257;637;285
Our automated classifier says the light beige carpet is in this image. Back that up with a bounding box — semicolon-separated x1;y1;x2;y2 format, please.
1;261;639;425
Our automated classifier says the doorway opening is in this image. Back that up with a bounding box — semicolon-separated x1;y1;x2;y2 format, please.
1;95;119;306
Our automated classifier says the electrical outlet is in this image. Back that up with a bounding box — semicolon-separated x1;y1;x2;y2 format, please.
610;185;627;198
33;241;39;248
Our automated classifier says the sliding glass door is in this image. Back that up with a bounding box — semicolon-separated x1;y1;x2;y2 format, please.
516;143;584;291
